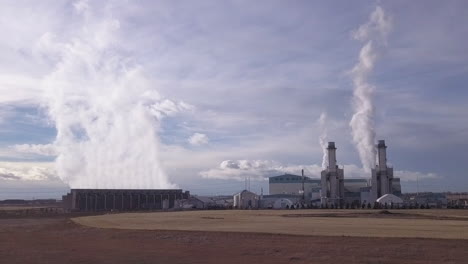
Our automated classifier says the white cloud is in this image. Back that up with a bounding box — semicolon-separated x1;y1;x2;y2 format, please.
200;160;322;181
188;133;209;146
200;159;439;183
395;170;439;182
0;162;58;181
0;1;465;193
11;144;57;156
149;99;194;120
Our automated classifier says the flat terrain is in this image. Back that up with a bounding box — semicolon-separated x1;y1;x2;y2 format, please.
2;216;468;264
74;209;468;239
1;210;468;264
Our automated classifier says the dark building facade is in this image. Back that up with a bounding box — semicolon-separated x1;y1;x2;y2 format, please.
62;189;190;211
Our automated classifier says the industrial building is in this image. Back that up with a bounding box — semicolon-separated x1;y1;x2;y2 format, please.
269;174;321;200
62;189;189;211
233;190;259;209
370;140;394;202
259;194;303;209
266;140;402;207
320;142;345;206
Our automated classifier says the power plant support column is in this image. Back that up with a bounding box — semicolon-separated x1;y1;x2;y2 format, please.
371;140;394;203
320;142;345;207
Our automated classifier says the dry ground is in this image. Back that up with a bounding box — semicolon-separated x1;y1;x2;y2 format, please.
1;210;468;264
1;216;468;264
74;209;468;239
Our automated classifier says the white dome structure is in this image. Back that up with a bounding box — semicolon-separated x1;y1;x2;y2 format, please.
376;194;403;204
273;198;293;209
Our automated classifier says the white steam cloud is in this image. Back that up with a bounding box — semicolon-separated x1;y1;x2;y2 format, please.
39;2;186;189
349;6;392;171
188;133;209;146
318;112;328;169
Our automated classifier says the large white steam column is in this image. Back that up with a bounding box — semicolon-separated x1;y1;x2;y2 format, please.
318;112;328;169
41;3;183;189
349;6;392;171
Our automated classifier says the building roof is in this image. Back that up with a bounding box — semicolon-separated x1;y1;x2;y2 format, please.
263;194;301;198
233;190;258;196
269;174;320;184
192;196;214;204
376;194;403;204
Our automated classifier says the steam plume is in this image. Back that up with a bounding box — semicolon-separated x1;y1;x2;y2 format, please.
349;6;391;171
318;112;328;169
40;2;185;188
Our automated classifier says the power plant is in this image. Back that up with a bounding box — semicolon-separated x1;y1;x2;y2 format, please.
61;139;401;211
370;140;394;202
318;140;400;207
267;139;402;208
320;142;344;206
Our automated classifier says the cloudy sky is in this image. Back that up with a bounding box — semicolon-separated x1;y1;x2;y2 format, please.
0;0;467;199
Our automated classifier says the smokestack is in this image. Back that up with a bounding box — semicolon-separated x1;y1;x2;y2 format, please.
377;140;387;171
327;142;337;171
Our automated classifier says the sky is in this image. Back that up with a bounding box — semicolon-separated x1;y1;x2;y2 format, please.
0;0;467;199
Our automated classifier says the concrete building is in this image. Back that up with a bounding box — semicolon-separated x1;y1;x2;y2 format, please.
62;189;189;211
446;193;468;208
182;196;215;209
259;194;303;209
268;175;400;206
211;196;234;208
361;179;401;205
370;140;394;202
269;174;321;199
233;190;259;209
343;179;368;205
321;142;344;206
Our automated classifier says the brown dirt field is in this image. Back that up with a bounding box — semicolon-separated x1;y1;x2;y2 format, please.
74;209;468;239
0;216;467;264
0;212;467;263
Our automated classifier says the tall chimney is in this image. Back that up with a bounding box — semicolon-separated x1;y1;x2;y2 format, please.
327;142;337;171
377;140;387;170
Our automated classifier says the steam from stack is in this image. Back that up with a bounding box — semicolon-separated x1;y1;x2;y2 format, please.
318;112;328;169
41;3;184;189
349;6;392;171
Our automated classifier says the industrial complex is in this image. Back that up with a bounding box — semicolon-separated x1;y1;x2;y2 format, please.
56;139;467;211
234;140;403;209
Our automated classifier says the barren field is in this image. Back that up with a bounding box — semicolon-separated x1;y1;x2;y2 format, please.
74;209;468;239
2;215;468;264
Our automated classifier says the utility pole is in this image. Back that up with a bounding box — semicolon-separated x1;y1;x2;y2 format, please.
301;169;305;201
416;173;419;196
